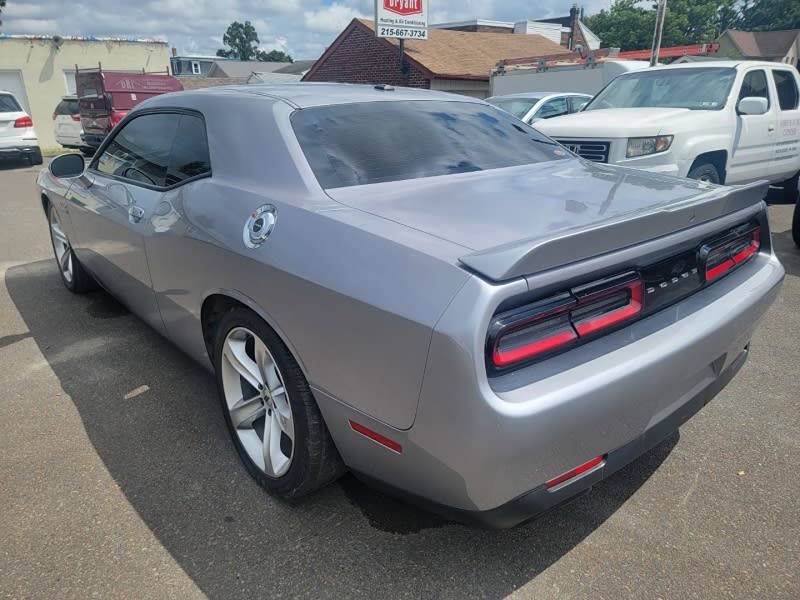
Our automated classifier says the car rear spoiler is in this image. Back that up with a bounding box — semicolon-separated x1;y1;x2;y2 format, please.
458;180;769;282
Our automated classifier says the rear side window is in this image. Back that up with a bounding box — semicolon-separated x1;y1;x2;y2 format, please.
95;113;179;187
291;100;567;188
739;70;770;108
772;70;799;110
55;99;80;115
0;94;21;112
165;114;211;186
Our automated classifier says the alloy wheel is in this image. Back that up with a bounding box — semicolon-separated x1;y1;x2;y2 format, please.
220;327;295;478
49;208;74;284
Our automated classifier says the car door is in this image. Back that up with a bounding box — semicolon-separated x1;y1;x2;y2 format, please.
769;67;800;182
729;67;779;184
66;112;181;332
568;95;591;113
530;96;570;122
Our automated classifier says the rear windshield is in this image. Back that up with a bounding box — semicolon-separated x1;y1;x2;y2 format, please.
0;94;22;112
56;99;80;115
487;97;543;119
291;100;566;188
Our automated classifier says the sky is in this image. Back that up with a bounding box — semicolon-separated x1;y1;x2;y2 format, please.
0;0;613;60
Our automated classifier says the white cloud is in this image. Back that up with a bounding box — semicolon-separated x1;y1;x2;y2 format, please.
0;1;613;61
304;3;367;34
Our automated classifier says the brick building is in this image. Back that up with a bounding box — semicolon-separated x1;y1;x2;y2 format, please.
302;19;570;98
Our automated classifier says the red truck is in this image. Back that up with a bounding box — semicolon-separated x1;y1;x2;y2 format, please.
76;66;183;149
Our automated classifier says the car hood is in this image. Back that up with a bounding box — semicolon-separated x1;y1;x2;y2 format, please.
325;158;765;280
534;107;694;138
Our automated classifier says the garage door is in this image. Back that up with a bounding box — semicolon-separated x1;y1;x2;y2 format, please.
0;71;31;113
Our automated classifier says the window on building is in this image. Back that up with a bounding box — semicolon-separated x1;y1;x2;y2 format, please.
772;70;799;110
191;61;201;75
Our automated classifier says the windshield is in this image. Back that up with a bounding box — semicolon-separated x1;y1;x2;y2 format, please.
486;97;542;119
0;94;22;113
292;100;566;189
586;67;737;111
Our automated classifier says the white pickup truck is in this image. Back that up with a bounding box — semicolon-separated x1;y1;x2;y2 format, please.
535;61;800;243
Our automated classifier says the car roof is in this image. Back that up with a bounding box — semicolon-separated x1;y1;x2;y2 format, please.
488;92;591;100
151;82;485;110
646;60;783;71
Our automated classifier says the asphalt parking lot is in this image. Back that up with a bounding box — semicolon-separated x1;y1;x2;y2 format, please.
0;159;798;599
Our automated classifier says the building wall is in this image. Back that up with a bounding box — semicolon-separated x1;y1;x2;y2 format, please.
303;24;430;88
715;35;743;59
429;78;490;98
0;37;170;150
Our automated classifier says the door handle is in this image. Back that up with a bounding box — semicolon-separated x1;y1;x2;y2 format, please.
128;205;145;223
768;125;776;132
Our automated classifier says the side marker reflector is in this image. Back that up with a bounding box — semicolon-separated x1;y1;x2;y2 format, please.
349;420;403;453
546;454;605;489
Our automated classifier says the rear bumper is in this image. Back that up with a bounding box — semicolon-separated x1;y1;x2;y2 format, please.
450;345;748;527
0;145;41;159
318;250;783;525
80;133;106;148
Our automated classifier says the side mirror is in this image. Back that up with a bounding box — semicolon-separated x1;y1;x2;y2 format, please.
49;153;85;179
577;102;588;111
737;96;768;115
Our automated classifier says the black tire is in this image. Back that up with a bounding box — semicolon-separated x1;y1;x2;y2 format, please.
213;307;345;499
687;162;720;184
46;202;96;293
782;172;799;205
29;148;43;166
792;200;800;248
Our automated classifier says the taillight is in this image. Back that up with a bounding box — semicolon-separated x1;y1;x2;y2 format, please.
71;114;81;122
701;226;760;283
571;274;643;337
109;110;126;128
14;116;33;128
488;272;642;370
490;295;578;367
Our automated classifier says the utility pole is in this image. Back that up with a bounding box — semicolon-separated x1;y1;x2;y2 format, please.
650;0;667;67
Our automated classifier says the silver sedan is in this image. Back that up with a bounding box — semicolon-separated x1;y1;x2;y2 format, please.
38;83;784;527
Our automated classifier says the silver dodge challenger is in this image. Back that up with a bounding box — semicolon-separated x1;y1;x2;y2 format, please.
38;83;784;527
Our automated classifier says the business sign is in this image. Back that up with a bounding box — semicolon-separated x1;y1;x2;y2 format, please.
375;0;428;40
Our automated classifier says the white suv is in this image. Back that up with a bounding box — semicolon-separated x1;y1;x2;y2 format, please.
0;91;42;165
535;61;800;200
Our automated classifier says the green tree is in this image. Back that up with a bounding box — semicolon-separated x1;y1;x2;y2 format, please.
0;0;7;28
256;49;293;63
584;0;747;51
216;21;293;62
739;0;800;31
584;0;656;51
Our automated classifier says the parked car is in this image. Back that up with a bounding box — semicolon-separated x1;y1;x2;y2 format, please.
38;84;784;527
76;67;183;149
486;92;592;124
535;61;800;198
0;91;42;165
53;96;89;152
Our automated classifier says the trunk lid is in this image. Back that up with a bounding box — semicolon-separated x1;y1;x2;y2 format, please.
0;110;27;140
325;159;768;281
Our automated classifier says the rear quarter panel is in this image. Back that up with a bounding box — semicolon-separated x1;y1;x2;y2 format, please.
144;95;470;430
